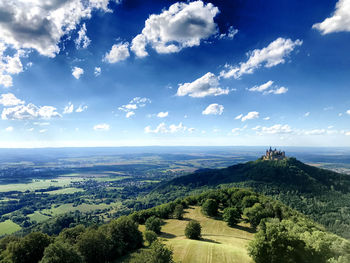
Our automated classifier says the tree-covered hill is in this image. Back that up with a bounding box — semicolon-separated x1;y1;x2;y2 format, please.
160;158;350;193
155;158;350;239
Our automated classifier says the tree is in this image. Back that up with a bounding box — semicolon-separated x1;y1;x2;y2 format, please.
223;207;241;227
248;219;313;263
145;216;163;234
243;203;273;229
144;231;158;245
76;228;110;263
107;216;143;256
201;199;218;217
40;241;82;263
130;241;174;263
6;232;51;263
185;220;201;240
173;204;184;220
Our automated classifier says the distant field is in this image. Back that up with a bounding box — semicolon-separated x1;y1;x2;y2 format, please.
0;220;21;236
138;207;254;263
28;211;51;223
47;187;84;195
41;201;121;216
0;178;82;192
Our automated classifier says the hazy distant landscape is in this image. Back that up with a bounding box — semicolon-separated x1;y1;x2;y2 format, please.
1;146;350;237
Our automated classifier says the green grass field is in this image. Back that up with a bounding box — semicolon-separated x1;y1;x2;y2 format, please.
0;220;21;236
28;211;51;223
138;206;254;263
162;207;254;263
47;187;84;195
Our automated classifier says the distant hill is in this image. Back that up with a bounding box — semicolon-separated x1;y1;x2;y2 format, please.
160;157;350;193
155;157;350;239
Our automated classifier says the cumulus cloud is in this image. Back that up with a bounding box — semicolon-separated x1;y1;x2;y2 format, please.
241;111;259;122
131;1;219;57
72;67;84;79
104;42;130;63
63;102;74;114
177;72;229;98
2;103;61;120
76;104;88;112
0;93;25;106
157;111;168;118
93;123;110;131
202;103;224;115
126;111;135;118
304;112;310;117
118;97;151;118
304;129;327;135
94;67;101;76
235;114;243;120
144;122;191;134
219;26;238;39
346;109;350;115
220;38;302;79
231;125;247;135
0;45;24;87
313;0;350;34
249;80;288;95
75;23;91;49
0;0;112;58
263;117;270;120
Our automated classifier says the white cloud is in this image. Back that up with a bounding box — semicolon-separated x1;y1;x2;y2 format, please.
346;110;350;115
264;117;270;120
235;114;243;120
219;26;238;39
304;112;310;117
126;111;135;118
63;102;74;114
0;93;25;106
177;72;229;98
0;46;24;88
72;67;84;79
93;123;110;131
33;122;50;126
76;105;88;112
144;122;190;134
231;125;247;134
2;103;61;120
249;81;288;95
304;129;326;135
241;111;259;122
131;1;219;57
0;0;112;58
104;42;130;63
118;97;151;118
220;38;302;79
39;129;48;133
94;67;101;76
75;23;91;49
313;0;350;34
5;126;13;132
254;124;293;134
202;103;224;115
157;111;168;118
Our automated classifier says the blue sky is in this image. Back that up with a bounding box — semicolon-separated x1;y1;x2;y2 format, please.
0;0;350;147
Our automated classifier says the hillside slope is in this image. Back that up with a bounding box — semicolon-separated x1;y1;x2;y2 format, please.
154;157;350;239
160;158;350;193
159;206;254;263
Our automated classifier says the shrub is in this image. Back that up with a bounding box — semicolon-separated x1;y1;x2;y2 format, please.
173;204;184;220
185;220;201;240
144;230;158;245
145;216;163;234
201;199;218;217
223;207;241;227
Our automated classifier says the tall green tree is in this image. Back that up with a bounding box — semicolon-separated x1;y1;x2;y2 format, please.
185;220;201;240
40;241;82;263
201;199;218;217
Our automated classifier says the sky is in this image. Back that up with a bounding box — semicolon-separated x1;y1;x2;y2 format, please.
0;0;350;148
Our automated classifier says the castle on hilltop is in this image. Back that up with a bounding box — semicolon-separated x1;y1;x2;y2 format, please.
262;147;286;160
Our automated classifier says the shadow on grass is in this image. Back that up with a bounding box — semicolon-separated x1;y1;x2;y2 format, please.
160;232;177;239
200;237;221;244
234;224;256;234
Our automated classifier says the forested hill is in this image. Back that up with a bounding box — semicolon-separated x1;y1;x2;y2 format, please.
160;157;350;193
156;157;350;239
